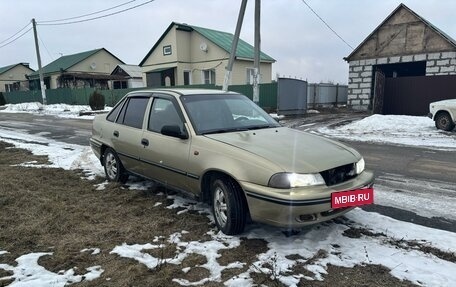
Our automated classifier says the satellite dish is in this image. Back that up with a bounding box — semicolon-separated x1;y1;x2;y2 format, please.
200;42;208;52
90;62;97;70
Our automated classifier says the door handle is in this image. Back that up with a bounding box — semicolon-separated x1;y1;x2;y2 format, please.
113;131;119;137
141;138;149;146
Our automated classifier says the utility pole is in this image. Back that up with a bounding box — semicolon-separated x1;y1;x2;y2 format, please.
252;0;261;104
223;0;248;92
32;18;47;105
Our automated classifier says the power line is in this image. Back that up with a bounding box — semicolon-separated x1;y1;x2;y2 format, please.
0;27;33;49
300;0;354;50
39;0;137;23
38;34;54;62
37;0;155;26
0;21;31;45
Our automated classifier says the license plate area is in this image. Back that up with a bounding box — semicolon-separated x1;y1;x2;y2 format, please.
331;188;374;209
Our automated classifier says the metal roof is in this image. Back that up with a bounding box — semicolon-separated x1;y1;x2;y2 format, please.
30;48;124;77
139;22;275;66
186;24;275;62
0;63;34;75
112;64;143;78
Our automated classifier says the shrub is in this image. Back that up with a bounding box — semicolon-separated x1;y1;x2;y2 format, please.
0;92;6;106
89;91;105;111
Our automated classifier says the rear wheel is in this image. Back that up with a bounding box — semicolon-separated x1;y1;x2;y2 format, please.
435;112;455;131
211;176;247;235
103;148;129;183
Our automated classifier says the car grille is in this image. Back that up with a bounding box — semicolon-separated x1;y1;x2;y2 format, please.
320;163;357;186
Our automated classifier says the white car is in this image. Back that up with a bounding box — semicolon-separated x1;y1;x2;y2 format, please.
428;99;456;131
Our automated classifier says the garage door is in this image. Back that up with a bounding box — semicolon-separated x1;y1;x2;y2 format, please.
383;75;456;116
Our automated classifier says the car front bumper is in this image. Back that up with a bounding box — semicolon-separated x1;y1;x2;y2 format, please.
240;170;374;228
428;112;433;119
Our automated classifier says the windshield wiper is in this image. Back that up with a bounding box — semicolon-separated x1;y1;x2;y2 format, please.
246;124;276;130
202;127;249;135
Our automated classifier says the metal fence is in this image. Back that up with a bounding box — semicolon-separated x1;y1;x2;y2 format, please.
1;82;346;112
307;83;348;109
307;83;348;108
1;83;278;110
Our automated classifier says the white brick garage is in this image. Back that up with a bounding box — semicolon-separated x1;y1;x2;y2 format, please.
345;4;456;112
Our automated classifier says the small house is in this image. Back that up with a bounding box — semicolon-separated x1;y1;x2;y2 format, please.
0;63;34;92
140;22;275;87
29;48;125;90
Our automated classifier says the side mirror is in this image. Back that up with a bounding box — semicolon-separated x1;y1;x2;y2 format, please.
161;125;188;139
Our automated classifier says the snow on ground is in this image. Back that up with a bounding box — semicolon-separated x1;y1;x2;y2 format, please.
0;252;103;287
0;127;103;179
317;114;456;150
0;106;456;286
1;102;111;120
113;194;456;287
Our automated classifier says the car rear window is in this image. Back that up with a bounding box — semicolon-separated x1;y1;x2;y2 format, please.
107;99;125;122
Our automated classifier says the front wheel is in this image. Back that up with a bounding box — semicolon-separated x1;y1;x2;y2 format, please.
435;112;455;131
103;148;129;183
211;176;247;235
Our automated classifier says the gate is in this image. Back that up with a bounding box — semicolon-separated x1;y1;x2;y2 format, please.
277;78;307;115
383;75;456;116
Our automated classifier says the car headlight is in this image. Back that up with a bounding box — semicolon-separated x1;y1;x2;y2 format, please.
269;172;325;189
355;158;365;174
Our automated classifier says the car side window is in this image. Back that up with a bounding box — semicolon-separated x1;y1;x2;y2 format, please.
148;98;184;134
118;97;149;129
106;98;125;122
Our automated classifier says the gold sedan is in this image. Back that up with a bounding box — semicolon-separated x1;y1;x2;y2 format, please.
90;89;374;235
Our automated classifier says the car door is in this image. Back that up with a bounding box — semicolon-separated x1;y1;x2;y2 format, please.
138;95;192;191
109;95;151;174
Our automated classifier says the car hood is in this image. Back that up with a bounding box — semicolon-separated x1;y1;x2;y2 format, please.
205;127;360;173
432;99;456;107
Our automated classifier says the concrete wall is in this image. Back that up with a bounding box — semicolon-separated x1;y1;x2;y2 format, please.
347;51;456;110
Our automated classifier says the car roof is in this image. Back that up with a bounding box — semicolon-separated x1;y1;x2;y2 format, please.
127;88;240;98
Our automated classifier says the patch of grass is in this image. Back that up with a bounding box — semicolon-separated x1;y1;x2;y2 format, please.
342;226;455;263
299;264;417;286
387;239;456;263
342;227;386;239
218;238;268;281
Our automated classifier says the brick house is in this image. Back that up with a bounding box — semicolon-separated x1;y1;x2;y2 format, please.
345;4;456;115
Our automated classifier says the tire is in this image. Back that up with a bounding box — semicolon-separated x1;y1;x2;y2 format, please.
211;176;247;235
435;112;455;131
103;148;129;183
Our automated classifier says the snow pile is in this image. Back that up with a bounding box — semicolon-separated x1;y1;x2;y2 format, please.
1;102;111;119
0;252;103;286
318;114;456;150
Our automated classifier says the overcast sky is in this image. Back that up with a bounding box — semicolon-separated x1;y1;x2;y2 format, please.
1;0;455;84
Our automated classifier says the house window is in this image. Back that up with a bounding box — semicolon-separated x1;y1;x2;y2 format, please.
113;81;128;89
246;68;255;84
202;69;215;84
163;45;172;56
183;70;192;85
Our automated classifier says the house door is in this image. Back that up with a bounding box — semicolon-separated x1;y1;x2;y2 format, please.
372;70;385;114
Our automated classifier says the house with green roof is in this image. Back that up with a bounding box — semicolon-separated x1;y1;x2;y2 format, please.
139;22;275;87
29;48;124;90
0;63;34;92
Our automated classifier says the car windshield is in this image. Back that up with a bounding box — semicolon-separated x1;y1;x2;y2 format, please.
181;93;281;135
